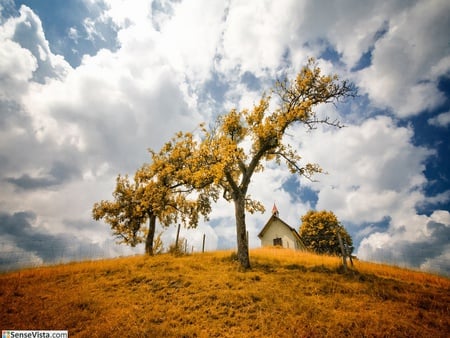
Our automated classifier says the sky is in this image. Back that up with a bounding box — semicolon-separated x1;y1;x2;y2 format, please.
0;0;449;275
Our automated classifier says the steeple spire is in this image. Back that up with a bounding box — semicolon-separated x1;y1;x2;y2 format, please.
272;203;279;217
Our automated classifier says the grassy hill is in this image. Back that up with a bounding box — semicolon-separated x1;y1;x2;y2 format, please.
1;248;449;337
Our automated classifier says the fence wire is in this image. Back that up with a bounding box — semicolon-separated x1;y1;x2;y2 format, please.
0;239;140;272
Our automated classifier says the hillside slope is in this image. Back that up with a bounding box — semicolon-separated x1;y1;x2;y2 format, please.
1;248;449;337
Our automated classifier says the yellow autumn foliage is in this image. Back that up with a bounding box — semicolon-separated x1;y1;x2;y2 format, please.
300;210;353;255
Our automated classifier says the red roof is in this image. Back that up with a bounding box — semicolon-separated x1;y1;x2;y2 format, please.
272;203;279;215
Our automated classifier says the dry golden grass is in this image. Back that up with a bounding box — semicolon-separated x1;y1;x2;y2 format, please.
1;248;449;337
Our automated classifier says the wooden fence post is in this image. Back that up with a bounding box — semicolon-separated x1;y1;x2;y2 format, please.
337;231;347;272
175;223;181;250
344;240;354;267
202;233;206;253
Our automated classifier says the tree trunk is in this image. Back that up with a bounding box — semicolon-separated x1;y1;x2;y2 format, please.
145;213;156;256
234;194;251;269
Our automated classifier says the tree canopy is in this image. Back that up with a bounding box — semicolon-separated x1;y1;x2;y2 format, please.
299;210;353;255
192;59;356;268
92;131;216;255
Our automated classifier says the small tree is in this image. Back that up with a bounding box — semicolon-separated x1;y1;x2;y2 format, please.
152;230;164;255
299;210;353;255
92;132;216;255
168;236;188;256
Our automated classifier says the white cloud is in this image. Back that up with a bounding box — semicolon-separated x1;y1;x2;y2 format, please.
281;114;450;273
428;111;450;127
158;0;226;85
220;0;302;77
357;210;450;275
6;6;70;81
21;36;202;171
68;27;79;42
419;250;450;276
99;0;151;28
356;0;450;117
0;2;203;253
293;116;432;222
0;238;44;270
0;38;36;99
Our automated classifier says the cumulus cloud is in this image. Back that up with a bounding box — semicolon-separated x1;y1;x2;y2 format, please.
293;116;432;222
0;211;135;270
358;210;450;275
356;0;450;117
281;115;450;274
2;5;71;83
219;0;302;77
0;2;201;264
158;0;226;84
428;111;450;127
0;37;36;100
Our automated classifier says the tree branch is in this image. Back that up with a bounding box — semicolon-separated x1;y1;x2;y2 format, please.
270;151;320;181
224;169;240;198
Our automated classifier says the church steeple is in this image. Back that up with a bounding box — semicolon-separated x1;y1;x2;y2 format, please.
272;203;279;217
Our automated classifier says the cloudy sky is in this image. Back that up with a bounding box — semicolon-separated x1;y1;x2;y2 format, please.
0;0;449;274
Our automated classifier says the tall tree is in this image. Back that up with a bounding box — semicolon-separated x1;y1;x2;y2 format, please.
197;59;355;268
299;210;353;255
92;132;216;255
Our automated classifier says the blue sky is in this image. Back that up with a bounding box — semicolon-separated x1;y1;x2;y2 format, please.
0;0;449;275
